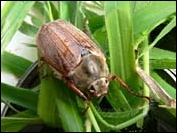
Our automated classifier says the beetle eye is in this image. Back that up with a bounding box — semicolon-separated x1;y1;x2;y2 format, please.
89;85;95;93
81;49;91;57
105;79;108;84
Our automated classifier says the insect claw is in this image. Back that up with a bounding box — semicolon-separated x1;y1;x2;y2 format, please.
82;100;90;114
81;93;88;101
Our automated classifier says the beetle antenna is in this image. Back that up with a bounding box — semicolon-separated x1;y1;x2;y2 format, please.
108;74;151;102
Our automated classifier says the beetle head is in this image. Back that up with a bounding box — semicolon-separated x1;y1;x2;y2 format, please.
68;51;109;98
88;77;109;98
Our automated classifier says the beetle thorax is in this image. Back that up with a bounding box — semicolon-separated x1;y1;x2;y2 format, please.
68;54;109;98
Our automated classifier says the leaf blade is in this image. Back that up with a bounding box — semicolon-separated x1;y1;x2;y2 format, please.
1;1;35;54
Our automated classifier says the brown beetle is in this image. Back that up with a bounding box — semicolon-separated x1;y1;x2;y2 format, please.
37;20;150;102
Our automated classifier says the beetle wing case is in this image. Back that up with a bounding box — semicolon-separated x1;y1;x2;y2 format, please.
37;20;110;99
37;20;105;76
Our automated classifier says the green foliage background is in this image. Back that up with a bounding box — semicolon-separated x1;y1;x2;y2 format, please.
1;1;176;132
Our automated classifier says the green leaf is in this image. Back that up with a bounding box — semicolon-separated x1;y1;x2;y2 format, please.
55;83;85;132
88;16;105;34
2;1;175;132
19;21;39;37
139;16;176;58
1;110;41;132
150;48;176;60
1;116;41;132
12;109;39;118
99;109;141;125
37;76;84;131
92;26;108;54
37;76;61;127
1;2;14;21
151;71;176;99
1;1;35;54
103;1;149;131
149;48;176;69
1;51;33;77
59;1;78;23
49;1;59;20
81;1;104;17
1;83;38;111
149;16;176;50
105;1;144;110
30;2;46;26
133;1;176;46
91;103;148;131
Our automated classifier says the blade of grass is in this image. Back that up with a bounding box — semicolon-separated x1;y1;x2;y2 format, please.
151;71;176;99
136;67;176;108
90;102;148;131
19;21;39;37
43;1;54;21
1;83;38;111
30;1;46;26
37;76;84;131
1;117;41;132
1;2;14;21
54;77;85;132
133;1;176;46
105;1;144;110
1;51;33;77
102;1;150;131
1;1;35;54
49;1;59;20
139;16;176;58
149;48;176;69
37;76;61;127
86;106;100;132
98;108;142;125
59;1;78;23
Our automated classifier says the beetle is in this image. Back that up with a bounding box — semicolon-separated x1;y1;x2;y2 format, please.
37;19;150;102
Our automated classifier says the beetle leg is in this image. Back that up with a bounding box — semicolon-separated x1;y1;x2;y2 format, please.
66;81;90;113
66;81;88;101
108;74;151;102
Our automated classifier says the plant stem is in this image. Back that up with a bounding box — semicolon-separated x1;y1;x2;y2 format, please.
86;103;101;132
142;36;150;97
